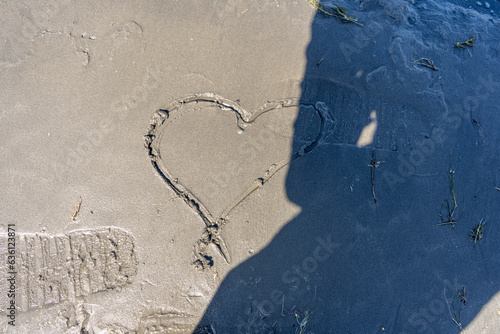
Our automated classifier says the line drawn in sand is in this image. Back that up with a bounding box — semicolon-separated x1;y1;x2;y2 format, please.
145;92;335;266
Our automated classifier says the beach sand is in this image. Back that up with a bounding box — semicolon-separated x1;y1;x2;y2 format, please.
1;0;499;333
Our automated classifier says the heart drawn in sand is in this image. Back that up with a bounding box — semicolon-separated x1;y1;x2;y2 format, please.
145;92;334;265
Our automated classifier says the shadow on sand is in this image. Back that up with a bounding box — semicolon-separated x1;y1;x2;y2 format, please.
197;1;500;332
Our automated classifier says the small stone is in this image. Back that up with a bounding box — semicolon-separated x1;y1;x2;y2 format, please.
475;1;482;5
485;2;490;8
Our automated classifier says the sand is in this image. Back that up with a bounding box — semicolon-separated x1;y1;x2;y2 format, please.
1;0;499;333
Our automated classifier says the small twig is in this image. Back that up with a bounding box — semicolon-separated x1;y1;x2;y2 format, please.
457;287;467;306
213;265;220;281
444;288;463;330
306;0;363;26
456;37;476;49
369;151;383;203
469;218;485;245
411;56;439;71
294;309;313;334
472;118;483;135
439;167;462;227
72;196;82;221
438;220;458;227
448;170;457;217
314;57;325;67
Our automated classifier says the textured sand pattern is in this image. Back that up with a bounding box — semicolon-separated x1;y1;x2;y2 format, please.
0;227;137;312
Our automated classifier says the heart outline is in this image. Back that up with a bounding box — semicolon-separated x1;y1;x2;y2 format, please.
145;92;334;265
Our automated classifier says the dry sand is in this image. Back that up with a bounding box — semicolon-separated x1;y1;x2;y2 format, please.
1;0;499;333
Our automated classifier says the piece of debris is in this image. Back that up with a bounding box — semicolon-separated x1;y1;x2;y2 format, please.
457;287;467;306
411;56;439;71
306;0;363;26
456;37;476;49
314;57;325;67
469;218;485;245
369;151;383;203
72;196;82;221
439;167;463;227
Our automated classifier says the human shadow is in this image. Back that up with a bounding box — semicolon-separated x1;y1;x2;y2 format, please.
197;2;500;333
